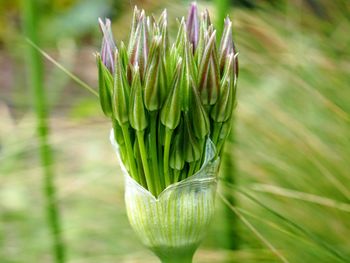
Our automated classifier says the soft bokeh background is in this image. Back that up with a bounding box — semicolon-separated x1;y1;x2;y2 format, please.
1;0;350;262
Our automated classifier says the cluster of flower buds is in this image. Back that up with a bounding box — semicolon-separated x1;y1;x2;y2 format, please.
97;2;238;197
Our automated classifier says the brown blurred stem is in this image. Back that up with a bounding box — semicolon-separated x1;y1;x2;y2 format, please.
22;0;65;262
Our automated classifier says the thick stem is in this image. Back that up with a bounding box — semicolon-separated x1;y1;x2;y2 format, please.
160;256;193;263
154;246;195;263
211;122;222;146
163;128;174;187
173;169;181;183
23;0;65;262
137;130;155;195
150;112;162;195
121;124;140;183
187;162;196;178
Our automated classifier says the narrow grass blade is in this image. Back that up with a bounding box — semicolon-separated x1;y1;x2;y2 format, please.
218;192;290;263
26;38;99;97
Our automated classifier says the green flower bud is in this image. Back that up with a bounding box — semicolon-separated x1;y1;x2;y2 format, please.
112;50;130;125
183;114;201;162
219;17;239;80
129;10;149;80
96;54;113;117
211;53;235;123
119;41;129;72
160;58;183;130
129;65;148;131
158;9;169;54
144;36;165;111
128;6;141;55
170;121;185;170
198;31;220;106
189;80;210;139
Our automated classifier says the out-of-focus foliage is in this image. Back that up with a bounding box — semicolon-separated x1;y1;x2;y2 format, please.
1;0;350;262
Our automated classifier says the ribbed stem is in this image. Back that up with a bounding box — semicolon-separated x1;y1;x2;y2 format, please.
121;124;140;182
150;112;162;195
23;0;65;262
137;130;155;195
163;128;173;186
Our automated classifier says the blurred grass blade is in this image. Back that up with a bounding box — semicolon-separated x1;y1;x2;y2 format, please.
26;38;98;97
250;184;350;213
237;189;349;262
218;192;290;263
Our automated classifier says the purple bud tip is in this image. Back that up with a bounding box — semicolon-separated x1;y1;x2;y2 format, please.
99;18;116;73
186;2;199;50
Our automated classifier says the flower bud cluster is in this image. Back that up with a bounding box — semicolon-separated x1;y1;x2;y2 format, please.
97;3;238;196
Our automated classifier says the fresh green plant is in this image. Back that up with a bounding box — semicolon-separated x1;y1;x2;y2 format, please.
97;3;238;196
96;3;238;262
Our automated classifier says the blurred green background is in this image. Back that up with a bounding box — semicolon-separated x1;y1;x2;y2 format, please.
1;0;350;262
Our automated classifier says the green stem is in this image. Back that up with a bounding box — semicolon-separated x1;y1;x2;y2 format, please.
23;0;65;262
121;124;139;182
180;165;189;181
173;169;181;183
137;130;155;195
112;119;128;169
150;112;162;195
163;128;174;187
135;145;147;188
211;122;222;146
155;247;195;263
187;162;196;178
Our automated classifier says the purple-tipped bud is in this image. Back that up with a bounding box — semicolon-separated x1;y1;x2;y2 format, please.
99;18;116;73
211;53;236;123
129;10;150;80
144;36;165;111
186;2;199;51
158;9;169;54
219;18;233;73
198;30;220;106
219;17;239;80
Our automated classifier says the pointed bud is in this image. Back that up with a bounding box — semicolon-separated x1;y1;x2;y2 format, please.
99;18;116;73
144;36;165;111
129;65;148;131
170;121;185;170
219;17;233;73
128;6;141;54
119;41;129;71
180;36;196;112
198;31;220;106
183;114;201;162
190;79;210;139
186;2;199;51
174;18;186;51
158;9;169;54
129;10;149;80
97;54;113;117
113;50;130;125
211;53;236;122
160;58;183;130
202;9;212;28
